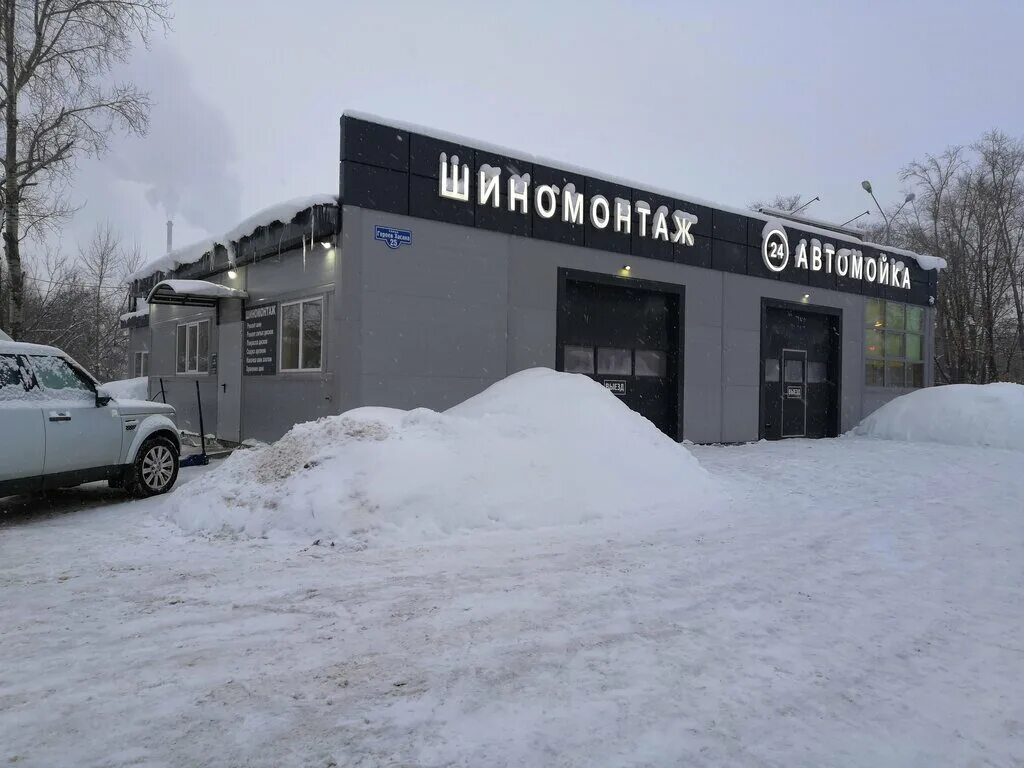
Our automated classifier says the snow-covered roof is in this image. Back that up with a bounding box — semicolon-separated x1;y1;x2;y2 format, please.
130;193;338;282
119;299;149;323
0;328;10;341
147;279;249;305
344;110;945;272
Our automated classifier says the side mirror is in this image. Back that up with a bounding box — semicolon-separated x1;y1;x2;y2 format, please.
95;387;113;407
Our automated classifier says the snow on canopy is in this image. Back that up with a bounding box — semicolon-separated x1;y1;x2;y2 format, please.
163;368;721;545
344;110;944;271
0;328;10;341
130;193;337;282
147;279;248;302
852;382;1024;451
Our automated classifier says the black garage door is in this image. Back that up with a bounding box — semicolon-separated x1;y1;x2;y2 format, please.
557;272;683;439
761;303;841;440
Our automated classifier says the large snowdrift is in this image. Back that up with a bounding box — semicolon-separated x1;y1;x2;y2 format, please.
164;369;720;545
853;382;1024;451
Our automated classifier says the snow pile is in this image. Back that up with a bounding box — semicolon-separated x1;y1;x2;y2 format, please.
853;383;1024;451
129;193;337;281
164;369;719;545
103;377;149;401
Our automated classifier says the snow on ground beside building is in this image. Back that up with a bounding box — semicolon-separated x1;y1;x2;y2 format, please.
2;438;1022;767
164;369;721;545
101;376;149;401
853;382;1024;451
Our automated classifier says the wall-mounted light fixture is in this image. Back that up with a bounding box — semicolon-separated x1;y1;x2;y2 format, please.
801;293;810;303
321;241;333;249
227;269;238;279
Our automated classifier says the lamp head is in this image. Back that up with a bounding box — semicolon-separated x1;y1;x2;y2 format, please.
861;180;873;194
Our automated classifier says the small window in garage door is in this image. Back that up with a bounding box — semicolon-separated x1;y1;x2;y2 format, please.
597;347;631;375
634;350;666;377
563;345;594;374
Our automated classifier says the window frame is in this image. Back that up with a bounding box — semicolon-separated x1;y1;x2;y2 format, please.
279;296;324;373
864;299;924;389
134;351;149;378
175;319;211;375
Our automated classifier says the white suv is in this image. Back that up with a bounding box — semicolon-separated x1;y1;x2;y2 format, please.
0;339;181;498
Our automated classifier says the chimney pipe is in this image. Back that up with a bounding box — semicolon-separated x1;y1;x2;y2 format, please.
166;220;173;253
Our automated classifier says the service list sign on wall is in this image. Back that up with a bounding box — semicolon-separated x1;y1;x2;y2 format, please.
244;303;278;375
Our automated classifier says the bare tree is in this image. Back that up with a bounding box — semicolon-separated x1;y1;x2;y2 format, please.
750;193;804;213
900;142;1020;384
0;0;170;339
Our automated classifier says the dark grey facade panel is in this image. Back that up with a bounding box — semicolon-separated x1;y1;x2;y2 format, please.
338;115;936;305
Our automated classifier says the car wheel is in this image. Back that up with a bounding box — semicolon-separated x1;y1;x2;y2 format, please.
126;436;180;498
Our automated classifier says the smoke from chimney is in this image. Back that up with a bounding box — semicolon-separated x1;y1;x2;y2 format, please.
166;220;173;253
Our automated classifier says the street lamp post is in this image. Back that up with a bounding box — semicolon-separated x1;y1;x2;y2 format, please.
861;180;915;245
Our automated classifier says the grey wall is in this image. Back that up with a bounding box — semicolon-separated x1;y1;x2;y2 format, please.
236;246;338;443
125;325;150;377
148;302;218;435
342;205;935;443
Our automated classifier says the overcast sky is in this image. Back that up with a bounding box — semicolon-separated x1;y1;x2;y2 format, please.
54;0;1024;265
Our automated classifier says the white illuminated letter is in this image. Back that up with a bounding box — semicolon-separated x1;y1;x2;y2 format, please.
652;207;670;241
635;201;651;237
590;195;610;229
477;165;500;208
889;262;900;287
810;240;823;272
902;269;911;289
865;256;877;282
614;198;632;234
535;184;558;219
824;244;835;273
562;184;584;224
508;173;530;214
795;240;809;269
438;153;469;202
836;248;850;276
879;255;890;285
670;211;696;246
850;250;864;280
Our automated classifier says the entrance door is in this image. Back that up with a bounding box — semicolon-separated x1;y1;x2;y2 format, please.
761;304;840;440
780;349;807;437
557;275;681;438
217;299;243;443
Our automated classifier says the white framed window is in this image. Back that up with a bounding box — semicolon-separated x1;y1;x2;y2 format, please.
176;320;210;374
134;351;149;378
280;297;323;372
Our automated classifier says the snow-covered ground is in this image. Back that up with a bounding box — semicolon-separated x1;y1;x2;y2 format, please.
2;437;1022;767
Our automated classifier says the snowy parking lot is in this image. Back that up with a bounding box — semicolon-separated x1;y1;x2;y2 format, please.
2;437;1022;767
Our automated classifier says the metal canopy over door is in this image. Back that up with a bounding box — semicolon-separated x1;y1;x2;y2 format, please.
216;298;243;443
557;270;683;439
761;302;841;440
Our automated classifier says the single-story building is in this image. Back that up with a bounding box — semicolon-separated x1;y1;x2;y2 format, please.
123;112;943;444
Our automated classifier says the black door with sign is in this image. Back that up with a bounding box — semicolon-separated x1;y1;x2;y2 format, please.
761;304;840;440
557;273;681;439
